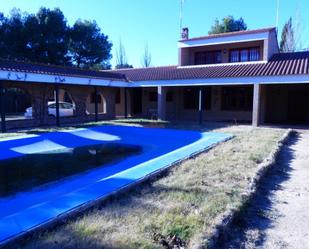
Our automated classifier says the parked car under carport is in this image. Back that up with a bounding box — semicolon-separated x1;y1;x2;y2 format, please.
24;101;75;119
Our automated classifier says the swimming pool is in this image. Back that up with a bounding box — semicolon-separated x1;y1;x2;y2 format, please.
0;143;141;197
0;125;232;244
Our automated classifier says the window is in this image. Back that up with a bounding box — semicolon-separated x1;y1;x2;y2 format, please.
229;47;260;63
183;87;211;110
115;89;121;104
249;47;260;61
61;103;73;109
221;86;253;111
149;91;157;102
240;49;249;62
90;92;102;103
230;50;239;63
195;51;222;65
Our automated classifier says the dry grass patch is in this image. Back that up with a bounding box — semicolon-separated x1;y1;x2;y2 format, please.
15;124;284;249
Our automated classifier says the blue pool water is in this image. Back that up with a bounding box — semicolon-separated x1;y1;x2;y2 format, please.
0;125;232;244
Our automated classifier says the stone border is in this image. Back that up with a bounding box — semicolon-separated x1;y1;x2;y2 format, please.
205;128;292;249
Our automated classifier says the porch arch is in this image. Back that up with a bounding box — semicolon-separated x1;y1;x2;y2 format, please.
86;91;107;114
5;87;32;116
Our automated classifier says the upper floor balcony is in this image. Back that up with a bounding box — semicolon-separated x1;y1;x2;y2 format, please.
178;27;278;67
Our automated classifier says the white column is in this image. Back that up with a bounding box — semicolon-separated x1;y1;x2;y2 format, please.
252;83;261;126
157;86;167;120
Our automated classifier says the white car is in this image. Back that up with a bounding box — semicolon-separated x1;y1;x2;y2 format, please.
24;101;75;119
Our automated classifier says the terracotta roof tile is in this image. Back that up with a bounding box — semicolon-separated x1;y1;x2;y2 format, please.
0;59;127;81
1;51;308;84
110;52;309;81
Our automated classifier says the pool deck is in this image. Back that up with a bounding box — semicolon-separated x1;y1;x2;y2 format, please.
0;125;232;245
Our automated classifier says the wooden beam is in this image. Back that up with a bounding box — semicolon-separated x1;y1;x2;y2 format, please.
94;86;98;122
124;87;128;119
252;83;261;126
198;88;203;125
0;81;6;133
157;86;167;120
55;84;60;127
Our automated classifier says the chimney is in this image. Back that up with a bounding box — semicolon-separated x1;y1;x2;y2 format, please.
181;27;189;40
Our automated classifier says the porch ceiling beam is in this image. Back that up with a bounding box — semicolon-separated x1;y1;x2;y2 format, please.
0;70;130;87
130;75;309;87
1;69;308;89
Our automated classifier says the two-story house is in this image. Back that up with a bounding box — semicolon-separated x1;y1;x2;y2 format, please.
113;27;309;126
0;26;309;131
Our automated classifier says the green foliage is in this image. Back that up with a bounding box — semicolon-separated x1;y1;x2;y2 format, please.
115;63;133;69
25;7;70;65
208;15;247;35
0;9;28;60
0;8;112;69
69;20;112;69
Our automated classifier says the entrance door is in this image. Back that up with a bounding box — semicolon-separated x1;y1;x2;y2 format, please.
288;91;308;124
132;88;142;114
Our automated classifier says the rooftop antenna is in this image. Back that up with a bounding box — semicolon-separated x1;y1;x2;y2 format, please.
276;0;280;32
180;0;184;37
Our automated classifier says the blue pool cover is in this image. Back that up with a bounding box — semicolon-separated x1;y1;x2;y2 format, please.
0;125;232;243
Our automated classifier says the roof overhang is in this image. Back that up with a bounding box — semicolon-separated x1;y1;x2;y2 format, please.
178;31;269;48
177;60;267;68
1;69;308;88
0;70;130;87
129;74;309;87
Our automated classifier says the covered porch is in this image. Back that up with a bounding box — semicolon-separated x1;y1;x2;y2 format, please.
0;80;120;132
116;85;253;123
116;79;309;127
0;59;128;132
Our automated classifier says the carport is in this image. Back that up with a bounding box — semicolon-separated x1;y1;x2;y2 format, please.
0;59;129;132
263;84;309;125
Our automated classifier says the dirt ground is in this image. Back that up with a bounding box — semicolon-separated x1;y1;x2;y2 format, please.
218;131;309;249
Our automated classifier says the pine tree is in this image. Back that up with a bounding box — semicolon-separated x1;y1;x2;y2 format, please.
208;16;247;35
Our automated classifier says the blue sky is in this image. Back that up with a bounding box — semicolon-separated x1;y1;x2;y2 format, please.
1;0;308;68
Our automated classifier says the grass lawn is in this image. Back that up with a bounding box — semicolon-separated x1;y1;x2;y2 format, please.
3;120;285;249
